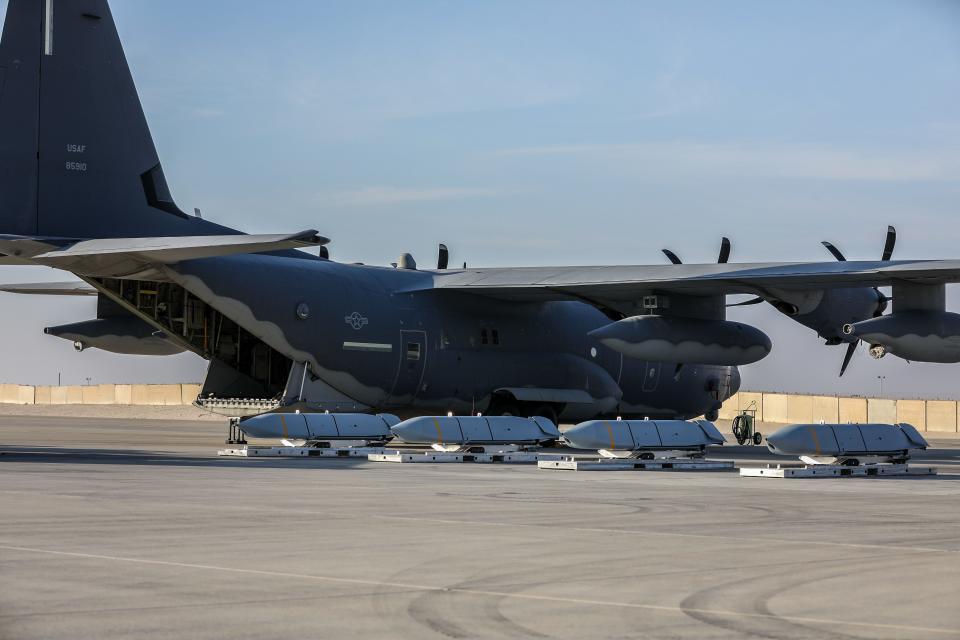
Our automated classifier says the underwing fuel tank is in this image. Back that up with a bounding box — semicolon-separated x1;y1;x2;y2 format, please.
843;311;960;363
766;423;928;457
562;419;726;451
588;316;771;366
239;412;400;440
391;415;561;445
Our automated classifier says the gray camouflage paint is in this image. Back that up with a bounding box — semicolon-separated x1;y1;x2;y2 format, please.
168;255;738;419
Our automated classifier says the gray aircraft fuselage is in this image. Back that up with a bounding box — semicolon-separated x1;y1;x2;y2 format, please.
169;253;738;421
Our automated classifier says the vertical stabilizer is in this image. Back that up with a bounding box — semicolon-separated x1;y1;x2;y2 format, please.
0;0;235;238
0;0;42;235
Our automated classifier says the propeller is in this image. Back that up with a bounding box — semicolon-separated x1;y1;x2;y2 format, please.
662;237;731;265
820;241;846;262
839;341;857;377
717;237;731;264
820;226;897;376
662;249;682;265
821;225;896;263
437;243;449;270
727;296;764;307
881;225;896;261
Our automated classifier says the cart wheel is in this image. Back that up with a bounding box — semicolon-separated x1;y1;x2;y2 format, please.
752;432;763;445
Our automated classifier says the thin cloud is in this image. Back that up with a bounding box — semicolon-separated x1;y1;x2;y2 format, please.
313;186;512;207
493;142;960;182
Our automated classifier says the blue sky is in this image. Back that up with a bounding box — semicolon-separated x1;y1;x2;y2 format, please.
2;0;960;397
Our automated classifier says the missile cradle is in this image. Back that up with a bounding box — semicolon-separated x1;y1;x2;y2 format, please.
765;422;927;464
390;415;560;446
562;419;725;454
239;412;400;441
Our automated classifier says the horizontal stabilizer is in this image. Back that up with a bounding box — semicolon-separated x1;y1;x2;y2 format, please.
0;281;97;296
0;231;327;277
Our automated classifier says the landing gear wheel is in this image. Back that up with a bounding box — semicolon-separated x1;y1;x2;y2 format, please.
531;404;559;425
491;402;520;417
752;432;763;445
843;458;860;467
638;452;655;460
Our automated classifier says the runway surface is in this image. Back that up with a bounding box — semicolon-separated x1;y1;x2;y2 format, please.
1;415;958;639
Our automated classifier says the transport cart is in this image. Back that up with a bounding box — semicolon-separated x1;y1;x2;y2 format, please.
732;403;762;445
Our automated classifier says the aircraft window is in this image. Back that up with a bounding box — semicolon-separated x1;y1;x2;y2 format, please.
480;329;488;345
492;329;500;345
407;343;421;360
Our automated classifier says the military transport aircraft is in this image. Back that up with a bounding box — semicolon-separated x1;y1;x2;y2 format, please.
2;0;960;424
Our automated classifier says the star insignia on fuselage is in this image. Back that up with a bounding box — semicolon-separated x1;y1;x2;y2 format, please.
344;312;369;330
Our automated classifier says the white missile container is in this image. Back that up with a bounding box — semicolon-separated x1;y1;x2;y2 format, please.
239;412;400;440
766;423;928;458
562;419;725;451
391;415;560;445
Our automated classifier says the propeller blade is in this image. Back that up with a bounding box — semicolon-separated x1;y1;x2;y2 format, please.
662;249;682;265
821;241;846;262
727;296;764;307
839;341;858;377
717;237;731;264
881;225;896;261
437;243;449;270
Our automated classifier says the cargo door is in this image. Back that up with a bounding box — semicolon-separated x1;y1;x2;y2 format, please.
642;361;661;392
388;330;427;403
832;425;867;454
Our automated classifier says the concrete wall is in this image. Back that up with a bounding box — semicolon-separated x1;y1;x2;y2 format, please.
1;384;203;407
2;384;960;435
926;401;957;433
714;391;958;434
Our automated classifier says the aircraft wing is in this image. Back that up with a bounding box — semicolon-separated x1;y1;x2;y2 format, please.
0;231;326;277
0;281;98;296
423;259;960;304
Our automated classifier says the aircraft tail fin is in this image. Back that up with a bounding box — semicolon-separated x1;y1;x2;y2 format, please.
0;0;235;239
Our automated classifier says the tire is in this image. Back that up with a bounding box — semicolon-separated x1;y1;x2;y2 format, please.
531;404;559;426
752;432;763;445
491;401;520;417
732;416;747;445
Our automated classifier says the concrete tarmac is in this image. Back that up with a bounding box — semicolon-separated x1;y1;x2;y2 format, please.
1;414;958;639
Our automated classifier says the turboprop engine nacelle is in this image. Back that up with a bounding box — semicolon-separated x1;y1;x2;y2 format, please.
588;315;771;366
44;318;184;356
239;412;400;440
391;415;560;445
562;419;725;451
843;311;960;363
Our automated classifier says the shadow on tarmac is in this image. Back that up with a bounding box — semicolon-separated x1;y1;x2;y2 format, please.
0;446;371;469
2;443;958;475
